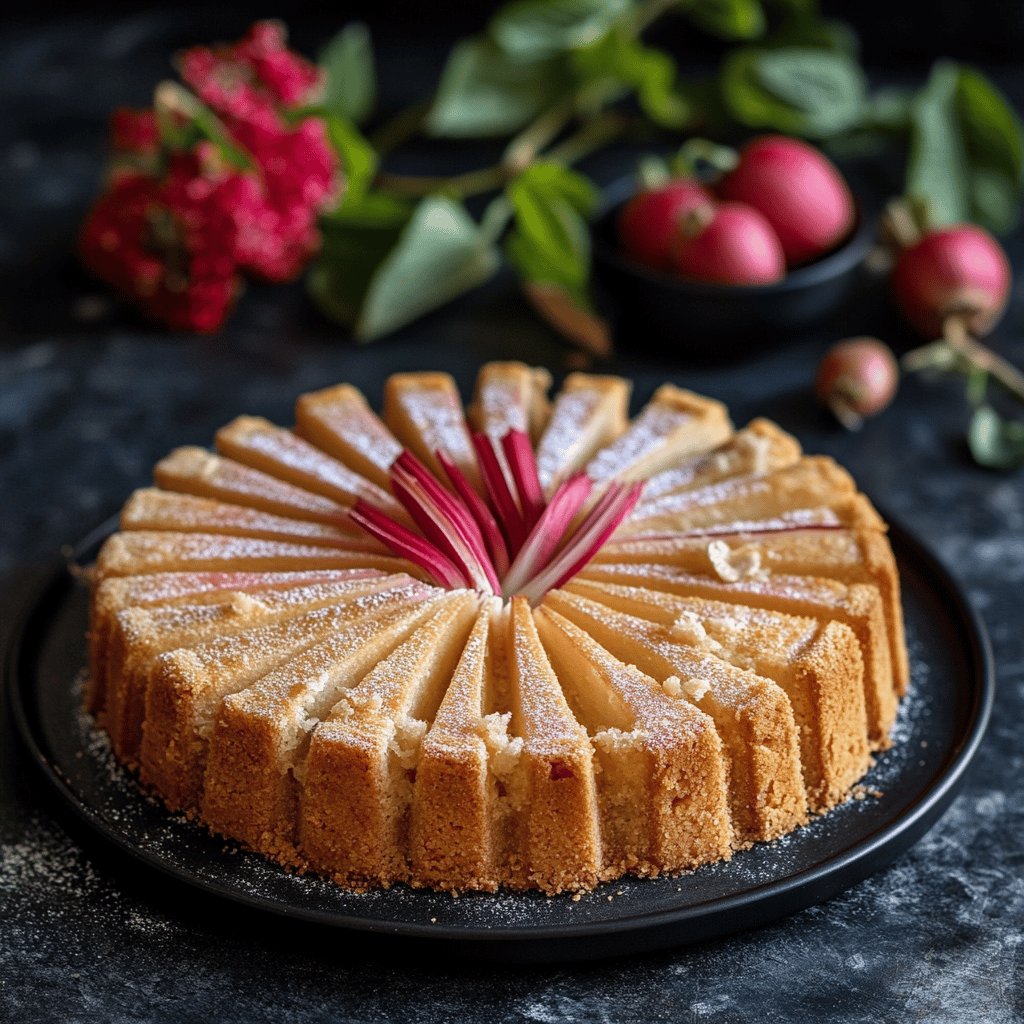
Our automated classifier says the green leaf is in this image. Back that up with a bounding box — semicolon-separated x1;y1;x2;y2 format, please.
491;0;629;61
906;63;971;226
572;31;694;129
907;62;1024;233
319;23;377;125
323;116;377;202
762;17;859;56
511;161;598;216
426;37;571;137
721;46;867;137
957;66;1024;232
764;0;820;17
632;45;695;129
967;404;1024;469
356;197;500;340
866;87;915;131
505;162;596;303
683;0;766;40
309;194;413;329
957;67;1024;178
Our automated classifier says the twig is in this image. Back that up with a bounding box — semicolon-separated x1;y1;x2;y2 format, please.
375;112;629;200
368;101;430;157
502;98;577;173
944;316;1024;403
375;164;513;199
544;111;629;165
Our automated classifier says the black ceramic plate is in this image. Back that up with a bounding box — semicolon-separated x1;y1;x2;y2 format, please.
7;517;992;962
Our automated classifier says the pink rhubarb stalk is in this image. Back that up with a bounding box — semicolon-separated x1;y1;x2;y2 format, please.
518;482;644;603
500;473;592;598
348;499;466;590
501;429;546;533
391;451;501;592
436;449;511;576
472;431;529;551
350;429;643;603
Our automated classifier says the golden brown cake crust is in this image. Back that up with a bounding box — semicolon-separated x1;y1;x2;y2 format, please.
84;363;910;895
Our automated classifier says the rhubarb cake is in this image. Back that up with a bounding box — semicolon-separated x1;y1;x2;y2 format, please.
86;362;908;893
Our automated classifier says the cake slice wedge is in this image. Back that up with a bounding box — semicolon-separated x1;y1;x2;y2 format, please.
94;531;417;581
383;371;482;492
585;384;733;483
215;416;407;520
535;372;631;494
467;362;552;443
119;488;380;550
579;562;897;746
88;567;382;714
294;382;403;490
535;607;733;875
543;590;807;844
638;419;802;506
565;578;870;810
300;594;480;887
406;606;499;891
200;593;458;859
497;598;602;892
618;457;877;536
139;581;435;810
597;524;907;695
103;575;421;761
154;447;351;525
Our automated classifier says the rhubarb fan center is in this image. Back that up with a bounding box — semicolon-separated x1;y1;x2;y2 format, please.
348;429;643;604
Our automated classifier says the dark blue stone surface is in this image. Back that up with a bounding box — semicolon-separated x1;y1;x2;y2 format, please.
1;11;1022;1022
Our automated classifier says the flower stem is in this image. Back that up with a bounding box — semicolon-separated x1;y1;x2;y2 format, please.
544;111;629;165
502;98;577;172
944;316;1024;403
375;111;629;201
375;164;513;199
368;101;430;157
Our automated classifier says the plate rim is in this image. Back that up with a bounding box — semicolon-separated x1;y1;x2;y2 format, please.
5;514;994;946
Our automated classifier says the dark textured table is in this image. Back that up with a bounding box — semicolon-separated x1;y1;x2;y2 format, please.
2;11;1023;1023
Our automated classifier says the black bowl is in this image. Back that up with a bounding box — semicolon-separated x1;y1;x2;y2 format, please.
592;188;876;360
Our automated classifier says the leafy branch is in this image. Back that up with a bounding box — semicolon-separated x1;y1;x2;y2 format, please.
308;0;1024;347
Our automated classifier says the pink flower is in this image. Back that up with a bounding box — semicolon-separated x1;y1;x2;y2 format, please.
178;20;322;118
109;108;161;154
179;22;341;282
79;152;252;333
80;21;344;329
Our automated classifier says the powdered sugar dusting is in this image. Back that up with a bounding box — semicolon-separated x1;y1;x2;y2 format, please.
587;401;695;482
536;388;604;491
217;416;400;511
156;446;350;523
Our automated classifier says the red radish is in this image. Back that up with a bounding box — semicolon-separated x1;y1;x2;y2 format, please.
815;337;899;430
618;179;714;270
673;202;785;286
717;136;855;266
891;224;1011;338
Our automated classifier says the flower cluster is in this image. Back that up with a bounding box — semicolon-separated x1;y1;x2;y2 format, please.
79;21;341;333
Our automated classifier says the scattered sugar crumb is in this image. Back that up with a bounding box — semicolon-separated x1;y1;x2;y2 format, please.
707;539;763;582
682;677;711;702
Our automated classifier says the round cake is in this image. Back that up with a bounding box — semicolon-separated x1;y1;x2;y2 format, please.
87;362;908;894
